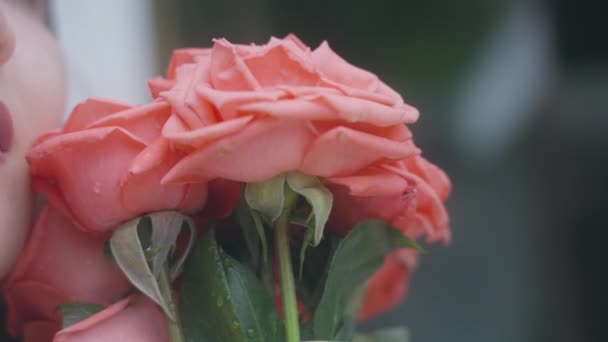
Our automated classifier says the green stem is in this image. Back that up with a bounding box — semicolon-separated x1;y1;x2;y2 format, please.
158;265;185;342
275;190;300;342
250;209;272;291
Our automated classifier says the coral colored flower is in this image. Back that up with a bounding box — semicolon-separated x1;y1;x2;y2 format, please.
27;98;208;233
357;250;417;321
148;34;420;184
2;207;131;337
327;156;451;243
326;155;451;319
53;296;168;342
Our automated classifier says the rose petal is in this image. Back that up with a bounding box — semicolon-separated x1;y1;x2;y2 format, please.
53;296;168;342
2;207;131;335
167;48;211;80
320;93;419;126
312;41;403;103
404;156;452;200
63;99;132;133
319;77;398;106
326;167;410;197
161;61;216;129
210;39;260;91
28;128;147;231
238;99;337;121
147;77;175;99
312;41;378;91
129;138;171;175
121;151;208;215
312;120;412;142
244;42;319;88
163;119;315;183
87;101;171;144
301;126;419;177
326;182;416;236
196;85;285;120
163;115;254;148
358;250;417;321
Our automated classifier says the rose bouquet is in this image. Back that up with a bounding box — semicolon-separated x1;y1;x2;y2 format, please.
2;35;450;342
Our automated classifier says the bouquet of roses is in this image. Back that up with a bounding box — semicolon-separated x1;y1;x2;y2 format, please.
2;35;450;342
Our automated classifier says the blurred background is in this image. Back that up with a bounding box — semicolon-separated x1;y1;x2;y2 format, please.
44;0;608;341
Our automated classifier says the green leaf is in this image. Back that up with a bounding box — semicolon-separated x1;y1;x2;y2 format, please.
57;302;104;328
244;175;286;222
353;327;411;342
146;211;196;280
180;230;284;342
286;172;333;246
110;212;196;320
110;217;172;319
312;220;421;340
235;198;261;270
334;283;368;340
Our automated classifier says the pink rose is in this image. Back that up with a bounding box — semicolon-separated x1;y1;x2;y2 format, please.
357;250;417;321
145;34;420;183
327;155;451;242
53;296;168;342
326;155;451;319
2;207;131;336
27;98;208;232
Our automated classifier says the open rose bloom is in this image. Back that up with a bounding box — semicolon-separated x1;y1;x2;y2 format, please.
3;35;450;341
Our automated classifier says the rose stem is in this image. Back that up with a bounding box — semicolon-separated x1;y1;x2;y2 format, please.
158;264;186;342
275;189;301;342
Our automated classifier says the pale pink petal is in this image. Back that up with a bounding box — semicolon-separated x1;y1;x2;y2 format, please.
63;99;132;132
87;101;170;144
320;93;419;126
319;77;399;106
238;99;337;121
54;296;169;342
164;115;254;147
326;167;410;197
282;33;310;52
405;156;452;200
196;85;285;120
312;41;403;103
147;77;175;99
161;61;216;129
210;39;260;91
244;43;319;88
311;120;412;142
275;85;342;97
27;128;146;231
312;41;378;92
167;48;211;80
121;151;208;214
383;162;451;243
129;138;171;175
161;114;189;142
301;126;419;177
163;119;315;183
